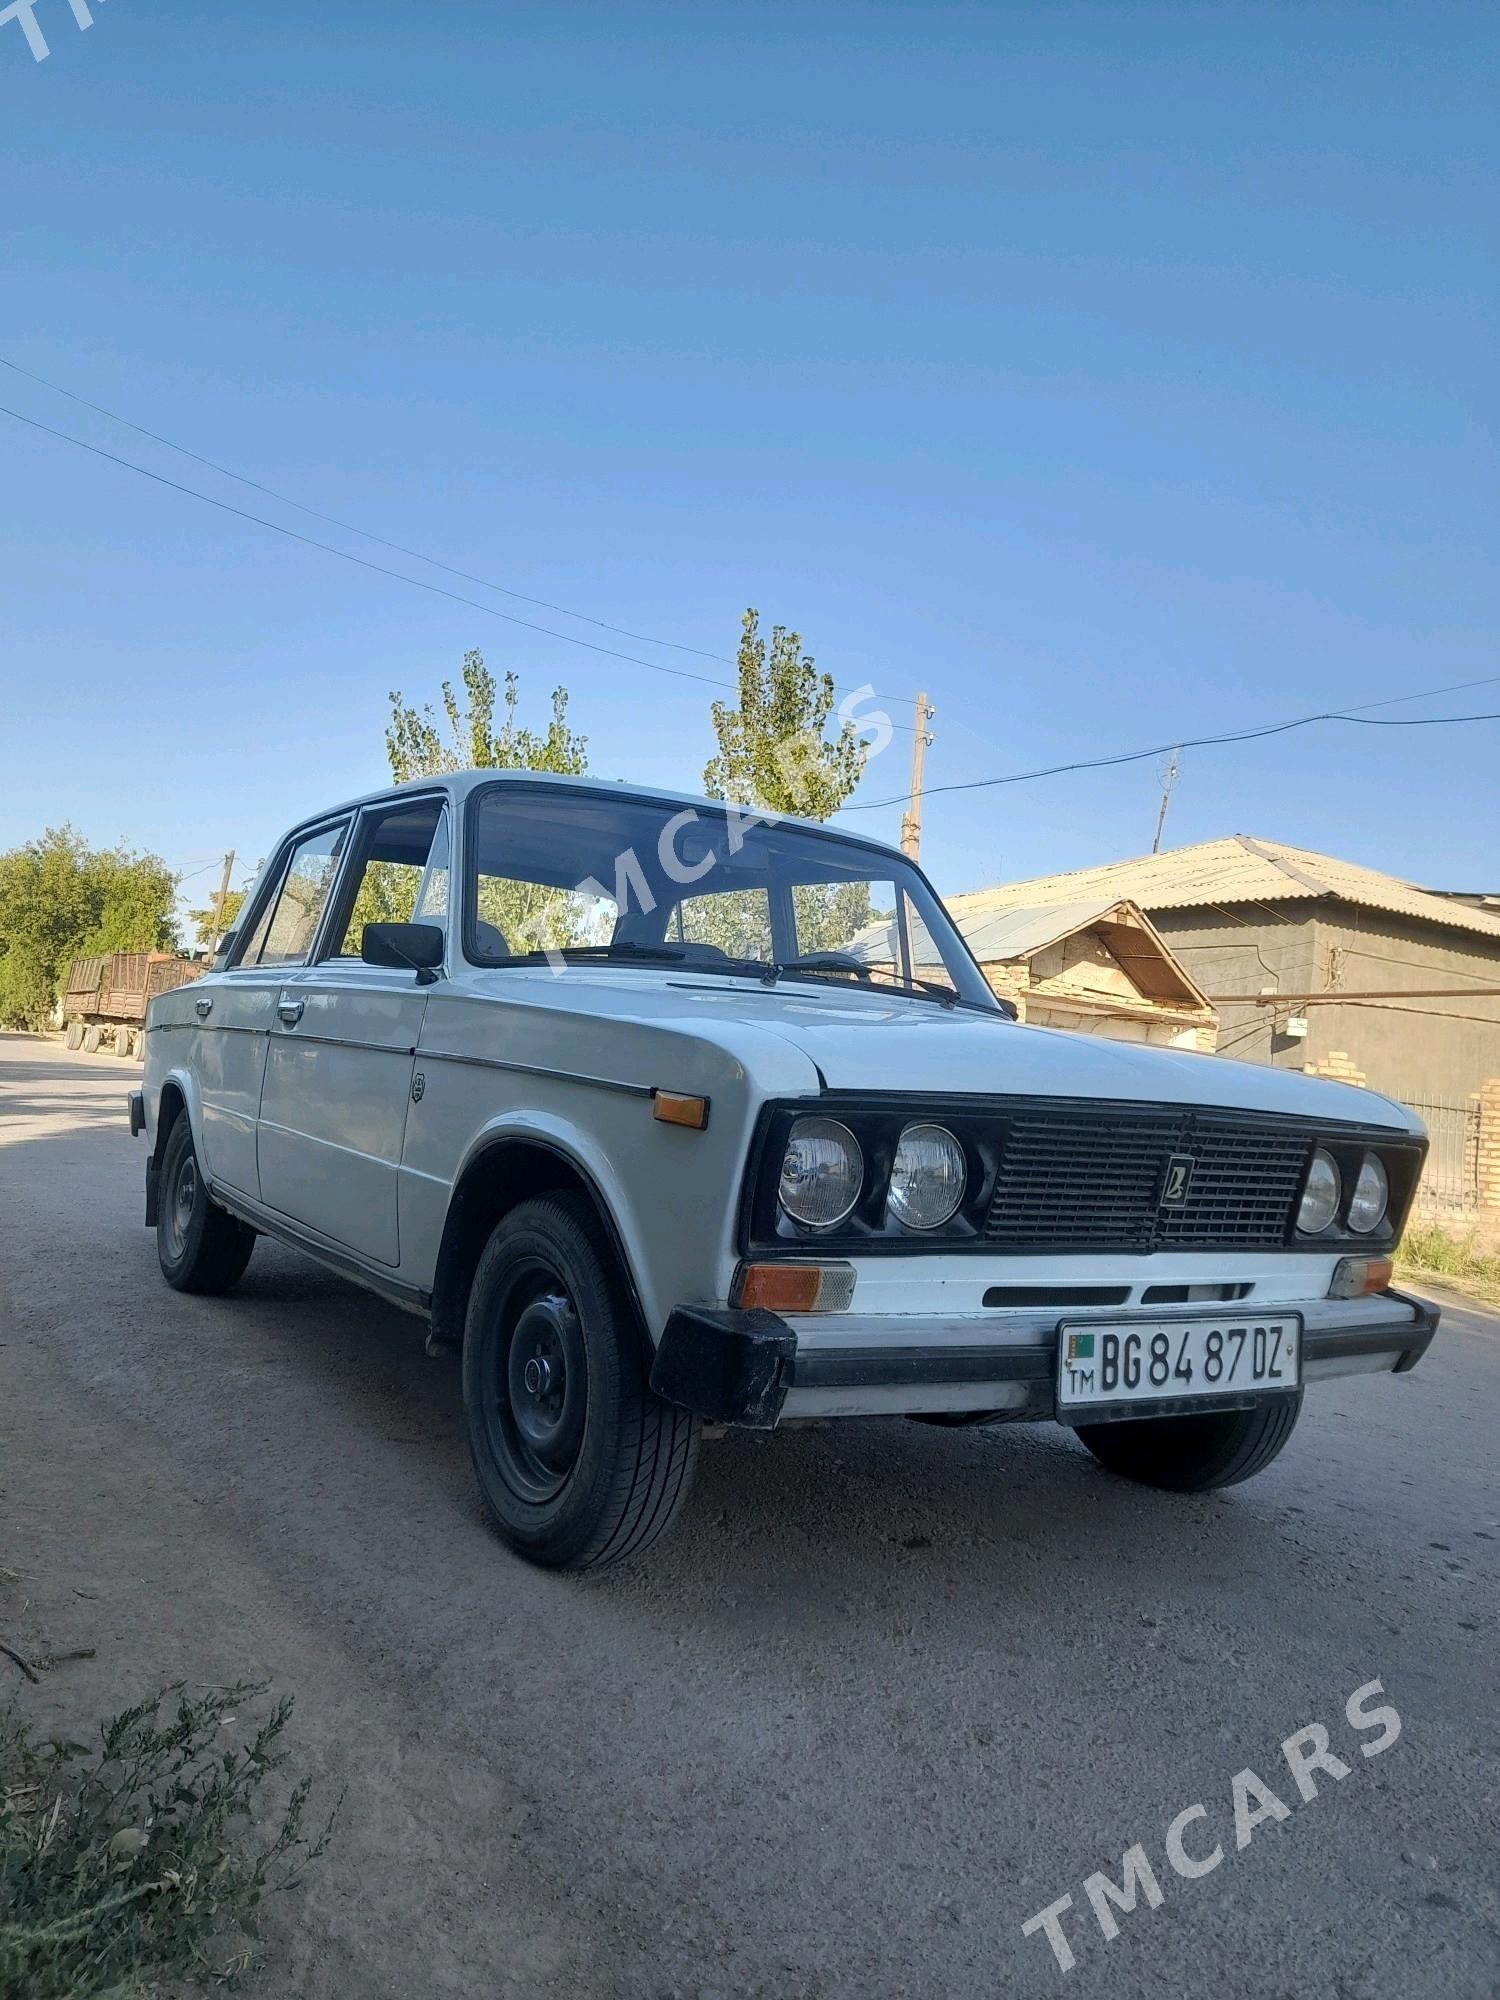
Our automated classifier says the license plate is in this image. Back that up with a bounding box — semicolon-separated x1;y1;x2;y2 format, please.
1056;1314;1301;1416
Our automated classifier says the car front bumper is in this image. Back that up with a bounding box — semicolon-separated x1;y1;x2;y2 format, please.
648;1290;1440;1430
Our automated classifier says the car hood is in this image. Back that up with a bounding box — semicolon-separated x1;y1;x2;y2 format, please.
749;998;1416;1127
471;967;1418;1132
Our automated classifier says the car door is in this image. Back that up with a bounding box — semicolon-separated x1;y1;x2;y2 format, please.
193;820;350;1197
255;797;448;1269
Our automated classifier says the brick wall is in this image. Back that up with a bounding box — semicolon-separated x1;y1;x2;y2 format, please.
1479;1079;1500;1215
1302;1049;1367;1086
984;963;1030;1019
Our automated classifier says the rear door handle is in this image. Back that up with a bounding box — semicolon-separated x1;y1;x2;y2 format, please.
194;996;213;1019
277;998;305;1026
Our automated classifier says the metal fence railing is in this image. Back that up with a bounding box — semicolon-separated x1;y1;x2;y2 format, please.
1404;1095;1480;1216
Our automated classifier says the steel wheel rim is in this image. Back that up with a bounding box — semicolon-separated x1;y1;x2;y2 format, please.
164;1151;197;1259
482;1257;588;1504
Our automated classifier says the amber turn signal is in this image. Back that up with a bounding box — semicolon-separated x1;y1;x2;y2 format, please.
734;1262;857;1314
1327;1255;1394;1300
652;1090;709;1130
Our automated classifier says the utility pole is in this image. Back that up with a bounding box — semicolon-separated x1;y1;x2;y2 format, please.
208;850;235;955
1152;747;1179;854
900;692;935;860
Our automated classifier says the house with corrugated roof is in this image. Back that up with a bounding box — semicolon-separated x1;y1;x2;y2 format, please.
850;896;1221;1047
949;898;1220;1049
946;835;1500;1211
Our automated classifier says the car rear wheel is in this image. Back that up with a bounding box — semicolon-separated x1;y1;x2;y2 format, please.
156;1117;255;1294
462;1194;699;1571
1075;1393;1302;1492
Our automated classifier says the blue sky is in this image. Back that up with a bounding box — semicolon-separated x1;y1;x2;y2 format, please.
2;1;1495;914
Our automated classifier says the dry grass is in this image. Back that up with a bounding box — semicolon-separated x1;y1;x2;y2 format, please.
1397;1223;1500;1308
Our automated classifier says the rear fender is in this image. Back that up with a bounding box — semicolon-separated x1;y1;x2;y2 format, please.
144;1067;205;1226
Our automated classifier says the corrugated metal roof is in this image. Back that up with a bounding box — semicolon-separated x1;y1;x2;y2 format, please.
947;835;1500;943
954;899;1120;960
849;900;1123;965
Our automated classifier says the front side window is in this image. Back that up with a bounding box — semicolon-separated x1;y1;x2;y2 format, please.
464;784;997;1009
241;823;349;969
332;801;449;958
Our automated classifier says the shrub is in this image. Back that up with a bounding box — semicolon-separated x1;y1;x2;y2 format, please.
0;1683;336;1999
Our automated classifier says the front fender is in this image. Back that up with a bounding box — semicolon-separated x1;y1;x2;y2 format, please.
449;1107;677;1337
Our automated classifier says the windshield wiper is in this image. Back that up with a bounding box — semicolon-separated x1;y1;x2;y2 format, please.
771;958;962;1009
514;941;688;965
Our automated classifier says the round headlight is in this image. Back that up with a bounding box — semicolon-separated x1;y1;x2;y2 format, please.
779;1117;863;1228
1297;1148;1342;1234
887;1123;967;1230
1347;1153;1389;1234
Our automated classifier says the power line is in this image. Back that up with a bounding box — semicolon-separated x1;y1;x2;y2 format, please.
0;403;759;700
0;359;920;719
839;685;1500;811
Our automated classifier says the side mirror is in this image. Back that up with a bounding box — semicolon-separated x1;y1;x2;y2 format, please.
214;930;238;966
362;922;445;984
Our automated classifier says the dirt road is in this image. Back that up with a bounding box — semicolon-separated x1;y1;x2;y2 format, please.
2;1034;1496;1998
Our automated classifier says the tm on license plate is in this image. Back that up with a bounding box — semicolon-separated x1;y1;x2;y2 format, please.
1055;1314;1302;1415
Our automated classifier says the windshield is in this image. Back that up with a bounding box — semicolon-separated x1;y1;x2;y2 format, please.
464;783;999;1010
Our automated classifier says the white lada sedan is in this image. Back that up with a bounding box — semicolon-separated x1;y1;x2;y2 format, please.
129;772;1437;1570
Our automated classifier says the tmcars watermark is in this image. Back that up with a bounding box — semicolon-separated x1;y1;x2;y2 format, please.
1021;1679;1403;1975
507;685;897;971
2;0;109;64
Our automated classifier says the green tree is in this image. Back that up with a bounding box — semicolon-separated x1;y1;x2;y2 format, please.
187;887;246;952
703;609;868;820
0;828;178;1031
699;610;873;958
385;650;587;783
384;652;591;953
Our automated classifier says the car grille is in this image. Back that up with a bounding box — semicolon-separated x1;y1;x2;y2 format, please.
982;1108;1315;1253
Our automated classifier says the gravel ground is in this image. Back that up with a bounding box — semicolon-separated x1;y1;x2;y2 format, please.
1;1033;1496;1999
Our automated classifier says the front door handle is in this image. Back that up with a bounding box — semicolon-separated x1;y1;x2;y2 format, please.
194;996;213;1019
277;998;305;1027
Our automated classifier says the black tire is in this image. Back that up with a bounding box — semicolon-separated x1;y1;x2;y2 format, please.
462;1194;700;1572
81;1025;102;1054
1076;1392;1302;1493
156;1117;255;1294
64;1022;84;1051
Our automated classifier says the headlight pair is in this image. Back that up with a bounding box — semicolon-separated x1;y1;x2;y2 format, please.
778;1116;966;1232
1297;1147;1389;1236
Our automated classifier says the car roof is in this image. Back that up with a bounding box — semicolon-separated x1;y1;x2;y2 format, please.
296;768;908;863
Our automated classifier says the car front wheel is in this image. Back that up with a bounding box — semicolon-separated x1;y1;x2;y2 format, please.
1075;1392;1302;1492
156;1117;255;1294
462;1194;699;1571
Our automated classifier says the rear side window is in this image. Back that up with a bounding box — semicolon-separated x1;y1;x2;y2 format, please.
242;824;349;968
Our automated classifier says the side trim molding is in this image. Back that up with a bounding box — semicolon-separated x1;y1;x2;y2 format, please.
420;1047;653;1100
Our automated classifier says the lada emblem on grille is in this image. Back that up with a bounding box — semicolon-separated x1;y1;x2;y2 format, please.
1160;1153;1194;1206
